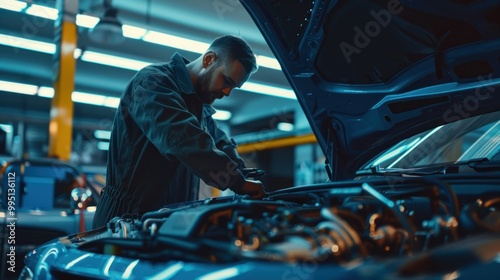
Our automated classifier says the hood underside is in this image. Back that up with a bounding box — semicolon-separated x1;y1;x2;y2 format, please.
241;0;500;180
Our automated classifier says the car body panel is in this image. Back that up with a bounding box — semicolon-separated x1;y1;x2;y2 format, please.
23;241;359;280
23;236;500;280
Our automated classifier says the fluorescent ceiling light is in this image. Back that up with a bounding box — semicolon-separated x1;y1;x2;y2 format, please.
81;51;151;71
277;122;294;132
0;34;55;54
0;80;37;95
256;55;281;70
0;124;13;133
72;91;107;105
240;82;296;99
94;130;111;140
142;31;281;70
0;32;292;101
76;14;100;28
213;109;232;121
35;85;227;115
0;8;282;70
103;97;120;108
38;86;55;98
122;24;147;39
97;141;110;151
0;33;79;59
0;0;27;12
143;31;209;54
26;4;58;20
36;85;120;108
74;48;82;59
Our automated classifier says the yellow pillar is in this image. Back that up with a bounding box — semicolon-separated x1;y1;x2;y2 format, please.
48;0;78;160
236;133;317;154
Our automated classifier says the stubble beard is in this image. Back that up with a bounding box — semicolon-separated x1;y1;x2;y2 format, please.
196;66;217;104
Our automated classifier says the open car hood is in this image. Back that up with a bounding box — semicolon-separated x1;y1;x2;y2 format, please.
241;0;500;180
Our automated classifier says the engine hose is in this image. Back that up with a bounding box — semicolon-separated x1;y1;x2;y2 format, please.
422;177;460;219
321;207;369;257
362;183;415;251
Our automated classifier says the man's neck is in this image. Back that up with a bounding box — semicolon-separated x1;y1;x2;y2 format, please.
186;56;202;89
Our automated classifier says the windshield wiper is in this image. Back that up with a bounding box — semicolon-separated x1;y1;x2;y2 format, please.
431;158;500;174
356;164;445;177
451;158;500;173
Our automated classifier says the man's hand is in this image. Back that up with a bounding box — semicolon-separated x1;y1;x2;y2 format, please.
232;179;266;199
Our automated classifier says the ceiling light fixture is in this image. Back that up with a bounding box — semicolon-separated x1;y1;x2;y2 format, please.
38;86;120;108
0;5;282;70
0;0;27;12
0;124;13;133
76;14;100;28
255;55;281;70
142;31;209;54
213;110;232;121
0;32;294;100
80;51;151;71
240;82;296;99
73;48;82;59
38;86;55;98
25;4;58;20
94;130;111;140
72;91;107;105
5;80;232;120
88;0;124;45
0;80;38;95
103;96;120;108
277;122;294;132
97;141;110;151
122;25;148;39
0;33;55;54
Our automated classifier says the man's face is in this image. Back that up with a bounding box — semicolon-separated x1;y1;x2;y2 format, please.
196;52;249;104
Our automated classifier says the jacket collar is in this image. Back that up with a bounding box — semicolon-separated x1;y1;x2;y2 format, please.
170;52;195;95
170;53;217;117
203;104;216;116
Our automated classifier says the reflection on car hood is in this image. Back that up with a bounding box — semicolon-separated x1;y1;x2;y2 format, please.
241;0;500;180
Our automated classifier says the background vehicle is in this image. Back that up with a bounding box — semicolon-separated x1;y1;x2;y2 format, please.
0;158;99;279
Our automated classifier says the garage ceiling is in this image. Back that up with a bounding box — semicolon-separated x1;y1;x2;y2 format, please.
0;0;302;150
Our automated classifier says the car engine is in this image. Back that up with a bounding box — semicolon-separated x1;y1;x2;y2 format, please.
75;175;500;276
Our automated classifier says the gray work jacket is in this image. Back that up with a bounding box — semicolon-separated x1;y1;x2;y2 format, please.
92;53;245;228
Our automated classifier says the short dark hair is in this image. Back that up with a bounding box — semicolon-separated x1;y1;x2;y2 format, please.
209;35;258;75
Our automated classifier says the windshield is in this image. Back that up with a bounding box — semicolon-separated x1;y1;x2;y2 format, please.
362;111;500;171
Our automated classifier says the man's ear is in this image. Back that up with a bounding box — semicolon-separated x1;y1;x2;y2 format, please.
202;51;217;68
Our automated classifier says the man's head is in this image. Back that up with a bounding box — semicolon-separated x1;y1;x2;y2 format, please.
194;35;257;104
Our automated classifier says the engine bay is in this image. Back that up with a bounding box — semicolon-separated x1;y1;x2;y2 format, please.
73;174;500;276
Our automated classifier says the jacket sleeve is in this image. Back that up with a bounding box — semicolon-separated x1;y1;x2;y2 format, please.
124;68;245;191
205;116;245;170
